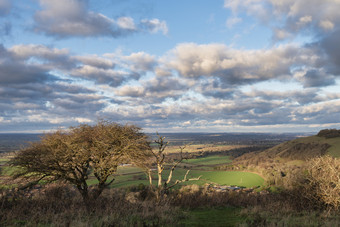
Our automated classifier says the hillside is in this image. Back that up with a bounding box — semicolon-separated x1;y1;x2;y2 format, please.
234;129;340;165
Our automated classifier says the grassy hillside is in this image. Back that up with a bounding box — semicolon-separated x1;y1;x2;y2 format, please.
224;130;340;189
234;130;340;166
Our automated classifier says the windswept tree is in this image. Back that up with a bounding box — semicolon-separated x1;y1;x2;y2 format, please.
10;121;151;204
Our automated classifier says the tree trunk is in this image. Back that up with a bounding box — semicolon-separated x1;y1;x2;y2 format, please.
148;170;153;186
157;164;162;187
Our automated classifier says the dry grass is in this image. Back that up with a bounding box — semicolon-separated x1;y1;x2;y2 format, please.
1;183;339;226
0;184;183;226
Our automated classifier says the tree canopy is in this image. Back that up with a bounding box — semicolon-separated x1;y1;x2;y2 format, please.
10;121;151;203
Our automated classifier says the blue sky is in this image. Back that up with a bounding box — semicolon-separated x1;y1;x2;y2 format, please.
0;0;340;133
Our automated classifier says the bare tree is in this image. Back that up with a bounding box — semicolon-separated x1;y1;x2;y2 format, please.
148;134;201;200
10;121;150;205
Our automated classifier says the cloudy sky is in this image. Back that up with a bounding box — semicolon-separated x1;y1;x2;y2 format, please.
0;0;340;133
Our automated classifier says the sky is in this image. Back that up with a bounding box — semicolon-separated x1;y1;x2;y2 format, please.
0;0;340;133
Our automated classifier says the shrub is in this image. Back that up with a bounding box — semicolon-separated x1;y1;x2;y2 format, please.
289;156;340;210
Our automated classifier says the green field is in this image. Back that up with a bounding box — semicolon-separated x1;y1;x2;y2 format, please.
105;155;264;188
183;155;232;166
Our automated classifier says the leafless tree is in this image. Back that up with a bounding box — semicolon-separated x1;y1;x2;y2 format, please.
148;134;201;200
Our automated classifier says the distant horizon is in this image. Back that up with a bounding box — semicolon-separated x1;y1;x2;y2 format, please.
0;130;318;135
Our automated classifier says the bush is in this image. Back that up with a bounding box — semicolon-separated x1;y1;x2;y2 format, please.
289;156;340;210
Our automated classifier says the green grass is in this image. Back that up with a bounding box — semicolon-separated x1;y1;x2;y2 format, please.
325;137;340;157
183;155;232;166
104;166;264;188
116;166;143;174
194;170;264;187
179;207;245;226
0;165;18;176
0;158;10;163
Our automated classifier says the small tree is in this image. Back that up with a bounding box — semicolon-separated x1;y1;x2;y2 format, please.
10;121;150;205
148;134;201;200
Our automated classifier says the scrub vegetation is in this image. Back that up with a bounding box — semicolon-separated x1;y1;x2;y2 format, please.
0;126;340;226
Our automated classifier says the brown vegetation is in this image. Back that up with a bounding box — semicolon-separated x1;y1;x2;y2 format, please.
9;121;151;205
288;156;340;211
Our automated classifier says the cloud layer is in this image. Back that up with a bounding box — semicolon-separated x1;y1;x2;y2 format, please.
0;0;339;133
34;0;168;38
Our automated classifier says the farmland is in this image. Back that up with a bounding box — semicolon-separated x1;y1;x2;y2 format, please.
0;132;289;190
5;131;339;226
109;154;264;189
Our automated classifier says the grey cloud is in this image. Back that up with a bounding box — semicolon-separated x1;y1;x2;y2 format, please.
145;76;186;93
71;65;137;87
53;83;95;95
10;44;75;70
73;56;115;69
320;29;340;75
198;78;234;99
301;70;335;88
115;76;187;103
0;84;52;102
0;62;56;85
293;101;340;125
0;45;59;85
52;95;105;114
34;0;168;38
244;89;322;105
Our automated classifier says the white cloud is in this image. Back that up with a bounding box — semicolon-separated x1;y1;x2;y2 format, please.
141;18;168;35
226;16;242;28
319;20;334;31
74;117;93;123
117;17;136;30
123;52;156;72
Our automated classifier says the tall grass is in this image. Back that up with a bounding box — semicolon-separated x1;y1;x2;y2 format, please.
1;183;339;226
0;184;183;226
